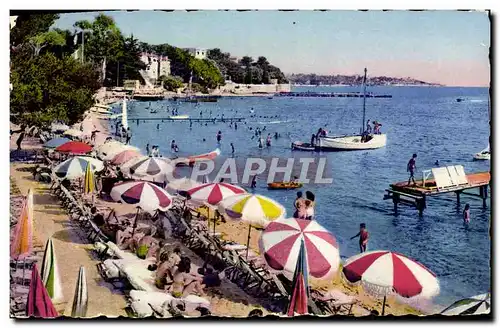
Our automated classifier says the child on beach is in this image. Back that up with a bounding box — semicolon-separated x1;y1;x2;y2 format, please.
463;203;471;224
350;223;369;253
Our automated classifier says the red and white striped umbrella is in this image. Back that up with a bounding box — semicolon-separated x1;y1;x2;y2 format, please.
259;218;340;280
342;250;440;299
110;181;173;213
186;182;246;207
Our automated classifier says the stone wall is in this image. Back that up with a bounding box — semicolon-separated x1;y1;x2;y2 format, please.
217;82;291;94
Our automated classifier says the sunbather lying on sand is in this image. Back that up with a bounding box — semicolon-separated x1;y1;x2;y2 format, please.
169;257;206;298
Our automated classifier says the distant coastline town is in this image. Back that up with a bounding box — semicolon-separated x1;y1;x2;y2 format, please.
287;73;443;87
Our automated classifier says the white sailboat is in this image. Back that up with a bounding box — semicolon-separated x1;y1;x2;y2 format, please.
317;68;387;150
121;97;128;130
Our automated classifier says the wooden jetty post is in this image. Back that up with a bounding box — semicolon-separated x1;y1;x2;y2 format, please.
384;171;490;215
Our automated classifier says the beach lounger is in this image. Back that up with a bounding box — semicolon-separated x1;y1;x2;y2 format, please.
431;167;455;190
311;289;357;315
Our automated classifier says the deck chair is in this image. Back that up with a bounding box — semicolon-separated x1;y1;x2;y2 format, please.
453;165;469;185
311;289;357;315
431;167;455;190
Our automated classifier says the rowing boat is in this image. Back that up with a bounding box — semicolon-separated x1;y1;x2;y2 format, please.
267;182;303;190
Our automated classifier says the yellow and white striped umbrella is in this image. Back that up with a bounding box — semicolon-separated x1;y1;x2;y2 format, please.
218;193;286;228
83;162;95;194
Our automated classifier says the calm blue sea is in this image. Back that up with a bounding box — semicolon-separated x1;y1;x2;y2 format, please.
111;86;491;308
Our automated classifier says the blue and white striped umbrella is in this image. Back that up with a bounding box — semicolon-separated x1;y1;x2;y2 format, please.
44;137;71;149
54;156;104;179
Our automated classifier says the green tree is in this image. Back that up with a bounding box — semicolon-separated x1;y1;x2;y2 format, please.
158;75;184;91
256;56;270;84
28;30;66;56
10;14;59;48
240;56;253;84
10;53;100;127
107;34;145;87
74;14;123;83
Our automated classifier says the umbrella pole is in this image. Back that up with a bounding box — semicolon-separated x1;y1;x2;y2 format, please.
132;207;140;236
213;210;216;235
245;225;252;259
382;296;386;316
207;208;210;231
21;259;26;287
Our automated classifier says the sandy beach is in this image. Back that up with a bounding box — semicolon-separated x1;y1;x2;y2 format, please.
9;106;429;318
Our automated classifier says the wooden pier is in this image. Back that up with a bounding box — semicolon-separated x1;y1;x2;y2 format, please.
384;171;490;215
129;117;246;123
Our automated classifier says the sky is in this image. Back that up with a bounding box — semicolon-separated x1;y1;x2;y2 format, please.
53;10;491;86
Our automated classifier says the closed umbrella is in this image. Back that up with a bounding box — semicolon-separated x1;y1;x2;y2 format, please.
55;141;92;154
260;218;340;280
110;149;141;165
219;193;285;258
342;250;440;315
26;264;59;318
83;161;95;200
11;188;33;260
53;156;103;179
71;266;88;318
441;293;490;316
287;239;309;316
40;238;63;303
43;137;71;149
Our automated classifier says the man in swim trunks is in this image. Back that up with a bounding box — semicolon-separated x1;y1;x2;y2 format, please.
407;153;417;186
350;223;369;253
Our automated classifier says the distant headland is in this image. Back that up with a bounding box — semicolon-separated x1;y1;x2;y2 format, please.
287;73;443;87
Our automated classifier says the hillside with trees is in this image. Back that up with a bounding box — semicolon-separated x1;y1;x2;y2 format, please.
207;49;288;84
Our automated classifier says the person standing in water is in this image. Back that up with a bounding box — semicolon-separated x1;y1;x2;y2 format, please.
146;143;150;156
407;153;417;186
266;134;272;147
463;204;471;224
216;131;222;143
230;143;235;155
126;128;132;144
350;223;369;253
251;175;257;189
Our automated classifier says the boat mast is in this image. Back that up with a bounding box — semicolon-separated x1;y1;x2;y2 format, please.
360;68;367;134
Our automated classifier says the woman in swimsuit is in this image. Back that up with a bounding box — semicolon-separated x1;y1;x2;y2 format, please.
170;257;206;298
155;248;182;290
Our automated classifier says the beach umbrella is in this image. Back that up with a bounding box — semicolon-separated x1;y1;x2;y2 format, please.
63;128;85;138
187;182;246;233
55;141;92;154
219;193;286;258
97;141;139;160
260;218;340;280
342;250;440;315
40;238;63;303
10;188;33;260
127;156;175;182
83;162;95;194
110;149;141;165
53;156;103;179
166;177;202;194
43;137;71;149
71;266;88;318
287;239;309;316
187;182;246;207
110;181;173;213
26;264;59;318
440;293;490;316
50;122;69;133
